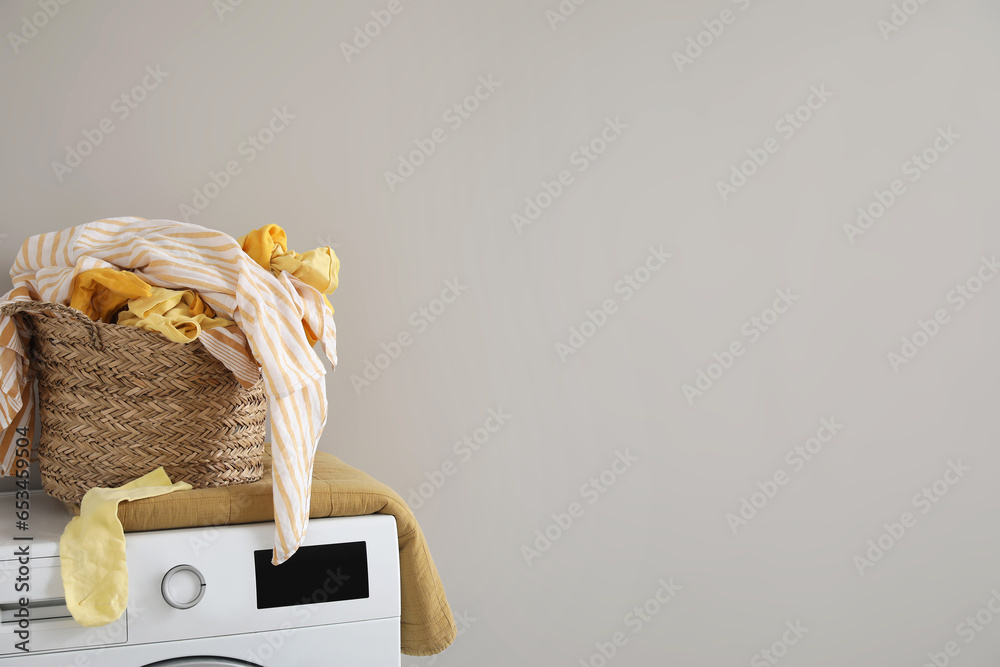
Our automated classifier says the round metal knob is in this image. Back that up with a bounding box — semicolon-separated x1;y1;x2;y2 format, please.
161;564;206;609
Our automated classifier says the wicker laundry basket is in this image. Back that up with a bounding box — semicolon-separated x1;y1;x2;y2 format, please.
0;301;266;503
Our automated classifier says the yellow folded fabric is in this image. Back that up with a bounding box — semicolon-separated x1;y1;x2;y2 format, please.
117;286;234;343
59;468;192;627
69;268;152;323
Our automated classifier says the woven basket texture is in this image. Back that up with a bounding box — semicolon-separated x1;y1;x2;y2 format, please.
0;301;265;502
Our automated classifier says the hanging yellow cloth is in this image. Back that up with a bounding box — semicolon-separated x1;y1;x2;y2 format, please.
59;468;192;627
117;286;234;344
69;268;152;323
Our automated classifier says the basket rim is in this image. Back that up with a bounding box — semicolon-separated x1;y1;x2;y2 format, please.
25;304;218;350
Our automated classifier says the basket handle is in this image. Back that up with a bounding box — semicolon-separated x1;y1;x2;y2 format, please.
0;300;103;351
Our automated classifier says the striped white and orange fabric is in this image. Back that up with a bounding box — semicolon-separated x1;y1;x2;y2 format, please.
0;217;337;564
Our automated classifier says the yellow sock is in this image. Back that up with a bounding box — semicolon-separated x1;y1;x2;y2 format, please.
59;468;192;626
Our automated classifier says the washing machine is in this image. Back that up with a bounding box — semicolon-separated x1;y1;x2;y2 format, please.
0;491;401;666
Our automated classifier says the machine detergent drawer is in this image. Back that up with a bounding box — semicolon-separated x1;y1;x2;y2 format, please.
0;555;127;655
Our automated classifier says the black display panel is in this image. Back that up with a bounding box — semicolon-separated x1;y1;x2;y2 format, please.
254;541;369;609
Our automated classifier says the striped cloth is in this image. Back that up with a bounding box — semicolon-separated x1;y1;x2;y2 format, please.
0;217;337;564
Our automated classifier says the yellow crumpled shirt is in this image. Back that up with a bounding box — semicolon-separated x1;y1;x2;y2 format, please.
69;268;152;323
237;224;339;295
272;246;339;295
117;286;234;344
237;223;287;270
237;224;340;345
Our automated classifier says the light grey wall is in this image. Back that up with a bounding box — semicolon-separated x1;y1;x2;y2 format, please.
3;1;1000;665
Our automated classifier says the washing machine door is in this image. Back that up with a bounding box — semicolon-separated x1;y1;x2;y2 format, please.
145;660;260;666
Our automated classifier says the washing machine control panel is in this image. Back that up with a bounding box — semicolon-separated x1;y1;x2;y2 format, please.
125;514;400;646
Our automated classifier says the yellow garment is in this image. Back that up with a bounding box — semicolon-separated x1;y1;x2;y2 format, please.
271;247;339;295
236;224;287;271
238;224;340;345
59;468;191;627
69;268;151;323
117;286;234;343
238;225;339;295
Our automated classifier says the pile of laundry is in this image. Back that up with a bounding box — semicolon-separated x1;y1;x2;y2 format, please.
66;223;337;344
0;217;339;565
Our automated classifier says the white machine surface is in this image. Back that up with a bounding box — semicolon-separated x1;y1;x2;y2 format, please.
0;491;401;666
